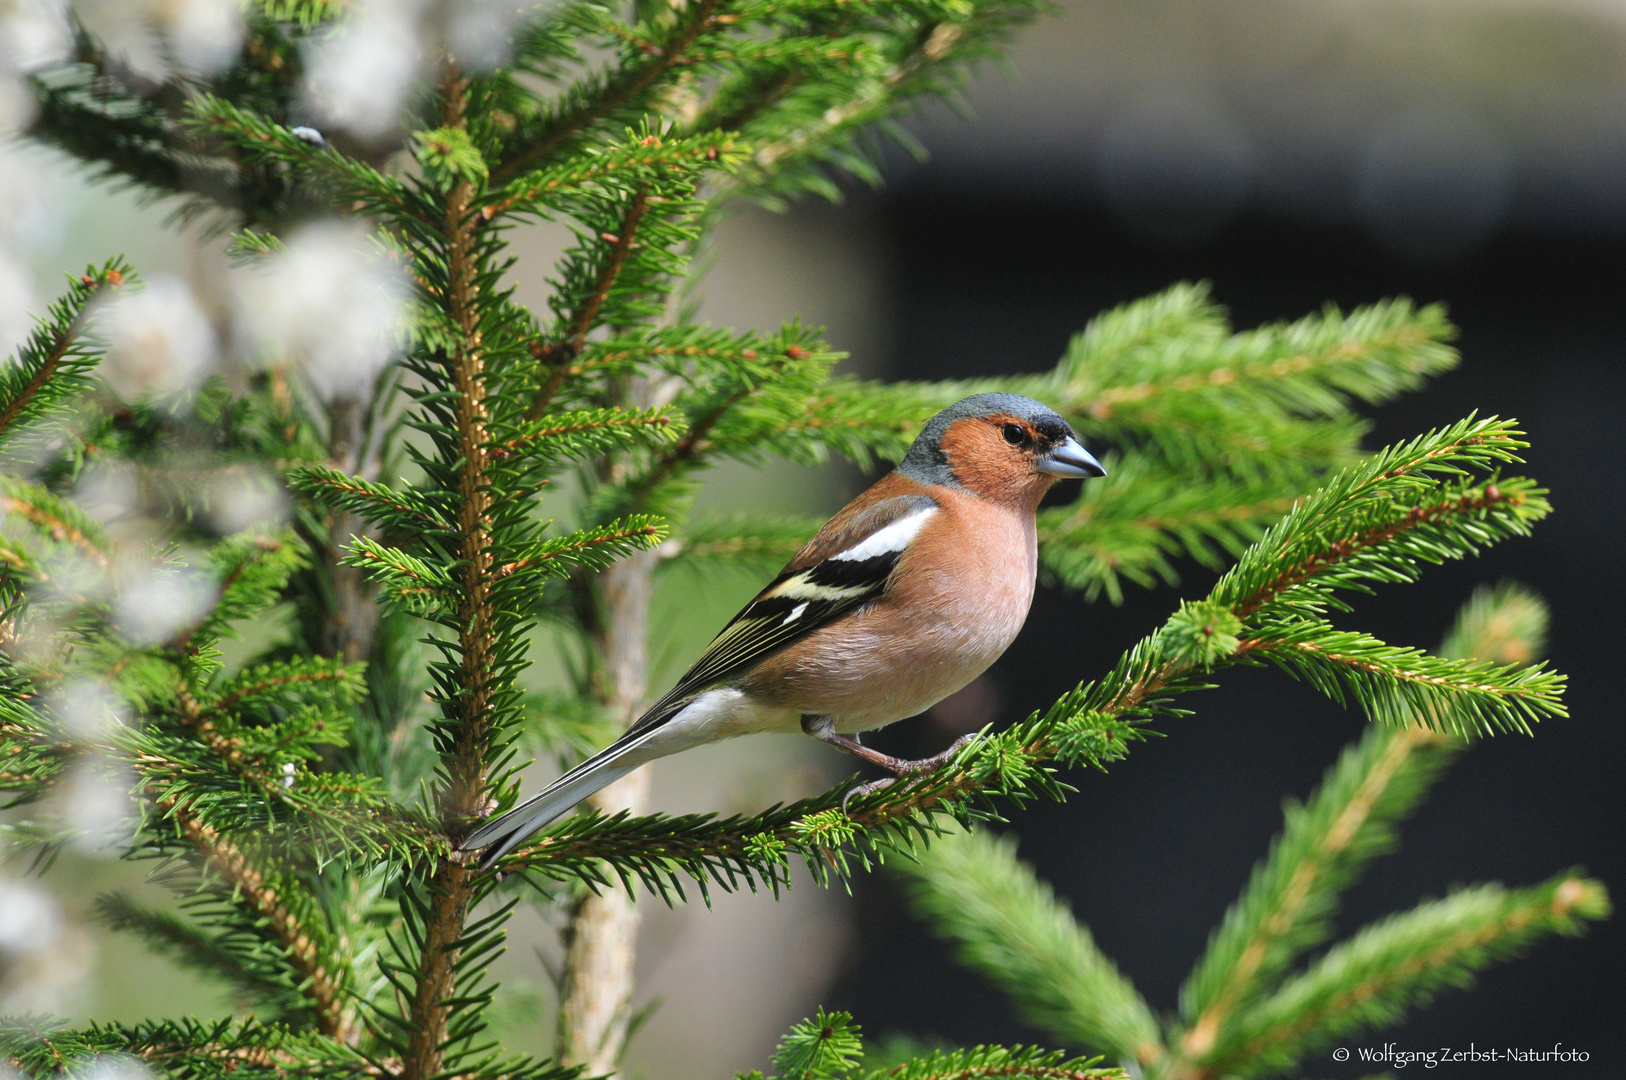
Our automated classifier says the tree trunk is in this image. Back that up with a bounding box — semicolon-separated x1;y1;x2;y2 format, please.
557;547;656;1074
319;394;381;665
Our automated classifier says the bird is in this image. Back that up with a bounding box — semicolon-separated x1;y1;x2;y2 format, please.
461;393;1106;863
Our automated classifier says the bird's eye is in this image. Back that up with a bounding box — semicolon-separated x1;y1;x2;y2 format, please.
1002;423;1028;446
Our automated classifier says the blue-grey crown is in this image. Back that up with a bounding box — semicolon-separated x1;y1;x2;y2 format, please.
898;393;1077;487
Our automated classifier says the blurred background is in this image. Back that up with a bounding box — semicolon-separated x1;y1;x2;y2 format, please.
2;0;1623;1077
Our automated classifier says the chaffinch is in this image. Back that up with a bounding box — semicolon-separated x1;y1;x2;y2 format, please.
463;393;1105;861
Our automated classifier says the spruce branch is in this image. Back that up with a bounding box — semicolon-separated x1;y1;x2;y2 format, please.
1440;580;1548;664
485;131;741;221
26;61;192;206
1;1016;378;1080
395;67;513;1080
712;0;1049;206
897;828;1163;1065
859;1046;1122;1080
1065;290;1454;426
1036;459;1298;602
1176;724;1455;1061
0;260;130;448
287;467;452;536
528;187;658;420
750;1011;1125;1080
492;406;681;467
0;477;114;574
187;95;428;223
895;582;1579;1080
94;890;302;1022
1200;875;1609;1079
492;0;727;184
158;803;356;1042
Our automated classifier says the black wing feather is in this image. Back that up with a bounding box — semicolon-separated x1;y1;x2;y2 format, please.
624;495;937;740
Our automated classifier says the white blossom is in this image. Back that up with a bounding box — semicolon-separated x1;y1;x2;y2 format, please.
446;0;530;72
0;0;71;74
0;73;34;133
0;250;37;361
164;0;244;75
0;883;90;1013
47;679;129;742
301;0;426;138
74;463;140;525
0;143;61;250
97;274;217;400
81;1058;155;1080
72;0;168;82
0;877;60;956
207;467;289;533
234;222;407;400
63;756;138;855
113;565;216;645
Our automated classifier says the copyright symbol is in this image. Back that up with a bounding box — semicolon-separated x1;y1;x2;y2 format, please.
1333;1048;1350;1062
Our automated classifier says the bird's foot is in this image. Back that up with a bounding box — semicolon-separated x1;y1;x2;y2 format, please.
842;776;896;814
836;733;980;814
889;732;980;776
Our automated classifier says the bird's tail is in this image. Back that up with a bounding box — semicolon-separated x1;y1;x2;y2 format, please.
459;744;639;865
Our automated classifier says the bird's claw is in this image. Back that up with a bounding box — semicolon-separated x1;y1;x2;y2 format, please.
840;733;982;815
842;776;897;814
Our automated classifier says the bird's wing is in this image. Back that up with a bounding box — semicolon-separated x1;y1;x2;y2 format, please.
460;488;939;858
626;490;941;740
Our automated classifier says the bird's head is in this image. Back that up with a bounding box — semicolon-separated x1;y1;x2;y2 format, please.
898;393;1106;509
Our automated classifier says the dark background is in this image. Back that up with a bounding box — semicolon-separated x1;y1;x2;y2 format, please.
828;196;1625;1076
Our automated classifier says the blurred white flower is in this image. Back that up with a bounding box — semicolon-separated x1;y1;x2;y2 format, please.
206;467;288;533
164;0;243;75
234;222;408;399
302;0;426;138
63;755;138;855
0;73;34;132
73;0;168;82
97;275;217;400
447;0;529;71
80;1059;153;1080
0;143;62;250
0;0;71;74
47;679;129;741
74;463;140;525
114;565;216;645
0;877;60;956
0;251;38;361
0;875;90;1015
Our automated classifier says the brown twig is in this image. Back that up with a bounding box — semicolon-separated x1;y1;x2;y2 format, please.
1078;328;1434;420
1234;484;1519;619
527;189;653;421
1195;880;1596;1080
404;64;493;1080
0;278;109;441
490;0;724;186
163;798;356;1043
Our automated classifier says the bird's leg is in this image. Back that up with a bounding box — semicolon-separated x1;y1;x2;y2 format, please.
802;716;980;810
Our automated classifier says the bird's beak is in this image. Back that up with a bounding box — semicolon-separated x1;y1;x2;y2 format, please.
1037;436;1107;478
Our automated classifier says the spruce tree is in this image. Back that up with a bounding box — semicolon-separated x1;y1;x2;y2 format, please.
0;4;1599;1080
